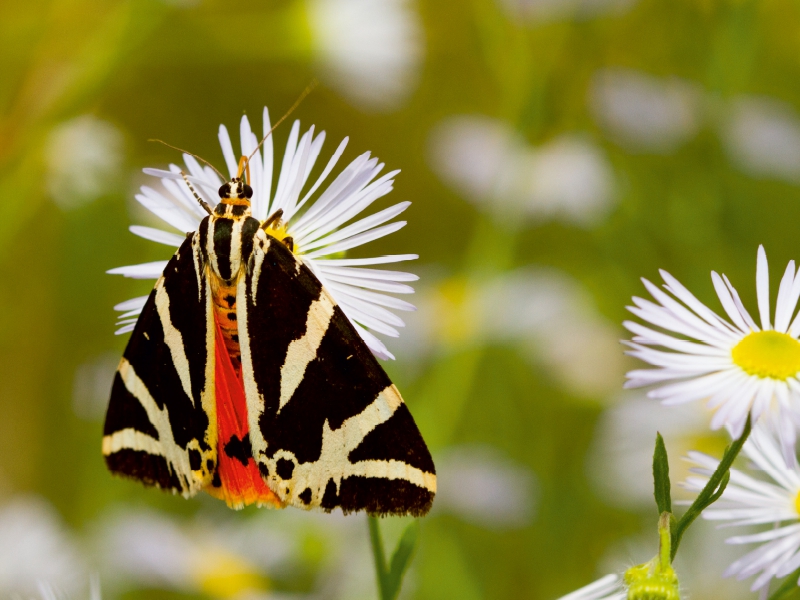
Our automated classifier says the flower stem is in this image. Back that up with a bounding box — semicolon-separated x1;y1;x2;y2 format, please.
670;415;752;561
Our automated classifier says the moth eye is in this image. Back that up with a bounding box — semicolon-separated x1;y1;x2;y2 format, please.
218;183;231;198
243;184;253;199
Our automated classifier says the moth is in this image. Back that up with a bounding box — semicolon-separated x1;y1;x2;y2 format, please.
103;152;436;516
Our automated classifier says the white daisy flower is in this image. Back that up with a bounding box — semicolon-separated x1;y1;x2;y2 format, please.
624;245;800;456
682;424;800;591
556;574;625;600
108;108;417;360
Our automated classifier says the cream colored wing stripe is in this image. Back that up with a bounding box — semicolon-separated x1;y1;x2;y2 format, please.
154;281;195;408
103;357;194;488
271;385;436;507
278;293;336;413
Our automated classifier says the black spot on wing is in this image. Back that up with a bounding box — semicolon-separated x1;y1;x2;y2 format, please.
348;403;435;474
321;479;338;510
224;434;252;467
105;449;183;492
104;372;159;439
299;488;312;505
188;449;201;470
337;476;434;516
115;236;210;453
276;458;294;479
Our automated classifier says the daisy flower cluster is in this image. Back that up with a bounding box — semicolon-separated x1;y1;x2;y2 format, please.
623;244;800;594
624;245;800;459
109;107;417;360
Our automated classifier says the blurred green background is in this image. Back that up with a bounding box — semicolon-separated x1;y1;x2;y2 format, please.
2;0;799;598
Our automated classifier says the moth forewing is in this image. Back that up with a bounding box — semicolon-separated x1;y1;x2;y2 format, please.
238;230;436;516
103;234;217;496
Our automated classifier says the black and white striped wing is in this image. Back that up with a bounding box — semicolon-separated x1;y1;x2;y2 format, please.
238;231;436;516
103;233;217;496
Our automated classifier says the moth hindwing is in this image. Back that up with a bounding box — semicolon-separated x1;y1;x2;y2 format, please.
105;183;436;515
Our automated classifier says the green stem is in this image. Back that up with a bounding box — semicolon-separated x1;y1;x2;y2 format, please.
671;415;752;560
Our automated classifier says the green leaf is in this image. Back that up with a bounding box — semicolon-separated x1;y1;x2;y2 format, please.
652;432;672;515
671;415;752;561
368;517;420;600
385;521;420;600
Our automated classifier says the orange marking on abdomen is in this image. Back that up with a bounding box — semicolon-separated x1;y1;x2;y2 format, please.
205;317;279;509
209;274;242;366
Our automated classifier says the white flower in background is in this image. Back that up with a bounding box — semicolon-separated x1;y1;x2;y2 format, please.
555;574;625;600
587;392;724;508
95;509;274;598
397;268;625;397
95;506;392;600
109;108;417;360
683;425;800;592
433;445;537;529
429;116;615;227
38;576;102;600
72;352;119;421
499;0;635;24
0;496;87;598
590;68;702;153
624;245;800;459
45;115;124;209
722;96;800;183
307;0;423;110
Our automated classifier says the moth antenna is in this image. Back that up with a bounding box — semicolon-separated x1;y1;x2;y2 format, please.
181;171;213;215
245;80;319;167
150;139;227;182
261;208;284;231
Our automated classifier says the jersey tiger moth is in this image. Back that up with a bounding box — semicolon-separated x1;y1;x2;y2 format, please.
104;141;436;516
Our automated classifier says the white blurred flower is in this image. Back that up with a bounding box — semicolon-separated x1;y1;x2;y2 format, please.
683;425;800;592
38;575;102;600
555;574;625;600
96;509;275;598
398;268;625;397
307;0;423;110
0;496;87;598
587;392;724;508
433;445;537;529
499;0;635;24
590;68;702;153
72;352;119;421
429;116;615;227
46;115;124;209
109;108;416;360
95;506;396;600
722;96;800;183
624;245;800;460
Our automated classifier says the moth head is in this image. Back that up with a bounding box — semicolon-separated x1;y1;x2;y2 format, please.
218;177;253;202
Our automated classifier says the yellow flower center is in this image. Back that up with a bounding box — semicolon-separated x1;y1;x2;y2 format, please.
193;552;268;599
795;490;800;516
731;330;800;380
